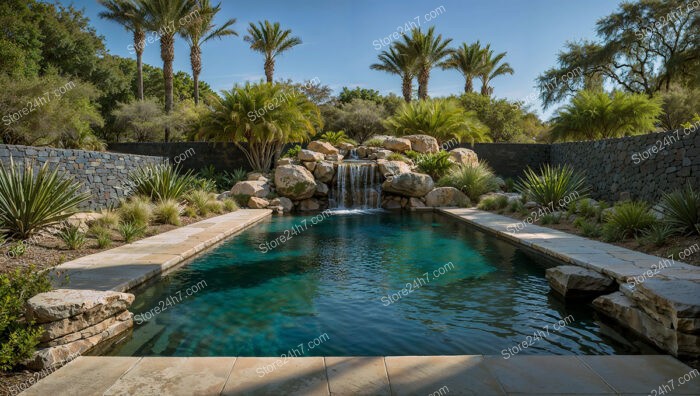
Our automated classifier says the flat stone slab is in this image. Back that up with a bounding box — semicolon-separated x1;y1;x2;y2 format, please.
49;209;271;292
546;265;616;298
24;355;699;395
26;289;133;323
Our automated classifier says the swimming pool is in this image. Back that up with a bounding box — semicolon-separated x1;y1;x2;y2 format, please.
105;211;658;357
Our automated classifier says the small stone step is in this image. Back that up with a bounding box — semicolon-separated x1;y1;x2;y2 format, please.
545;265;616;299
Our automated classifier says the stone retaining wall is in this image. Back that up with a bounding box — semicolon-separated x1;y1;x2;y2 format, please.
0;144;165;210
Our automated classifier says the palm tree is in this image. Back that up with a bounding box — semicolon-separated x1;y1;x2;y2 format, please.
396;27;452;100
244;21;302;83
179;0;237;104
478;45;514;96
370;46;417;102
138;0;197;141
99;0;148;100
442;41;486;94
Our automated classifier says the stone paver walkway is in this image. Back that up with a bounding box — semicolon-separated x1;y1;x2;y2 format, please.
438;208;700;283
21;355;700;395
50;209;272;292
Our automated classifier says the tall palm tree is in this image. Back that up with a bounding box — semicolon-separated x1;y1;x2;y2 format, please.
179;0;237;104
478;45;514;96
370;46;417;102
441;41;486;94
138;0;197;141
396;27;452;100
99;0;148;100
244;21;302;83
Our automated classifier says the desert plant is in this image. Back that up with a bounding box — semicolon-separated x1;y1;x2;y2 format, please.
0;266;52;371
603;201;657;240
94;208;120;229
318;131;356;145
438;163;502;202
540;213;562;225
96;232;112;249
183;205;198;218
222;198;239;212
283;145;302;158
415;151;454;180
227;168;248;185
118;197;152;227
364;138;384;147
0;159;89;239
658;184;700;235
186;190;214;216
206;196;224;214
118;221;146;243
503;177;515;192
129;163;196;202
57;222;86;250
515;165;589;210
189;177;218;193
88;225;112;249
153;199;182;226
7;242;27;258
386;153;411;163
508;199;523;213
574;218;602;238
638;224;676;247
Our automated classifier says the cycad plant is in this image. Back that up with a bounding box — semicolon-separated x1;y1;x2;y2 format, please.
550;90;662;141
244;20;302;83
659;184;700;235
515;165;589;209
0;159;89;239
384;99;490;144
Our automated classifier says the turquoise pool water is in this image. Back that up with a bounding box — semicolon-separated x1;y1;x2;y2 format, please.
106;211;657;357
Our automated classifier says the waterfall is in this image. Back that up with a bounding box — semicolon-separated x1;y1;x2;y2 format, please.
330;162;382;209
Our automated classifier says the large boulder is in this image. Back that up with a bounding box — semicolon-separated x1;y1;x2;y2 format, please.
270;197;293;212
299;198;321;211
315;181;329;197
632;279;700;333
298;149;324;162
404;135;439;153
247;196;269;209
26;289;134;324
383;137;412;152
546;266;616;298
378;160;411;177
313;161;335;183
372;150;394;160
382;172;434;197
449;148;478;166
424;187;470;207
308;140;339;155
231;180;270;198
274;164;317;200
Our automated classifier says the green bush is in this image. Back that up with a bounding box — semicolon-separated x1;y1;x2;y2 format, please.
88;225;112;249
437;163;502;202
186;190;214;216
283;145;302;158
574;218;602;238
118;197;152;227
507;200;523;213
364;138;384;147
117;221;146;243
387;153;410;163
153;199;181;226
638;224;676;247
416;151;454;180
603;201;657;240
318;131;356;145
659;184;700;235
515;165;589;210
128;163;196;202
197;165;246;192
0;159;89;239
403;150;420;161
57;222;86;250
0;266;52;371
7;242;27;258
94;209;120;229
222;198;239;212
540;213;562;225
477;195;508;211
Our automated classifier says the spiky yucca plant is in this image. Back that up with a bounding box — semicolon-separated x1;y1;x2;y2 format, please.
659;184;700;235
0;159;89;239
515;165;589;209
129;163;195;202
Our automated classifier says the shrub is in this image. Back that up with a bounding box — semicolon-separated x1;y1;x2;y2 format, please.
118;222;146;243
7;242;27;258
387;153;410;163
503;178;515;192
437;163;502;202
515;165;589;210
0;266;52;371
0;159;89;239
94;209;120;229
603;201;657;240
206;196;225;214
318;131;356;145
477;195;508;211
153;199;182;226
508;200;523;213
183;205;198;218
198;165;247;191
403;150;420;161
118;197;152;227
128;163;196;202
364;138;384;147
416;151;454;180
540;213;561;225
186;190;214;216
659;184;700;235
222;198;239;212
638;224;676;247
88;225;112;249
283;145;302;158
57;222;86;250
227;168;248;185
574;218;602;238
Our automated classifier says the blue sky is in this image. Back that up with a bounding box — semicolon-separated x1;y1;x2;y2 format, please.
64;0;621;119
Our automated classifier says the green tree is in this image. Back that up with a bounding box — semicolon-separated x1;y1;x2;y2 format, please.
385;99;490;144
441;41;486;94
0;0;43;78
199;82;322;170
459;93;523;142
112;97;166;142
179;0;236;104
370;46;417;102
337;87;382;105
98;0;148;100
477;44;513;96
244;20;302;83
322;99;388;143
396;27;453;100
139;0;198;141
550;90;662;141
659;86;700;131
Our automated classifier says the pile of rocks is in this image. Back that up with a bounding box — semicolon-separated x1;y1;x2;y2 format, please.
228;134;477;212
25;289;135;370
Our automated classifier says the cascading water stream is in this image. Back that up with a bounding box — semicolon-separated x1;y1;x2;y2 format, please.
330;162;382;210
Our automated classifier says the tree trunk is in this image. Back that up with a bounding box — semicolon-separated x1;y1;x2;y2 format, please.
480;77;490;96
464;78;473;94
161;35;175;142
418;68;429;100
402;74;412;102
190;45;202;105
264;57;274;83
134;30;145;100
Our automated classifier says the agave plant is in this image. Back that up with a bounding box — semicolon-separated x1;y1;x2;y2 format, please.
515;165;589;209
128;163;196;202
0;159;89;239
603;201;657;240
437;162;502;202
659;184;700;235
